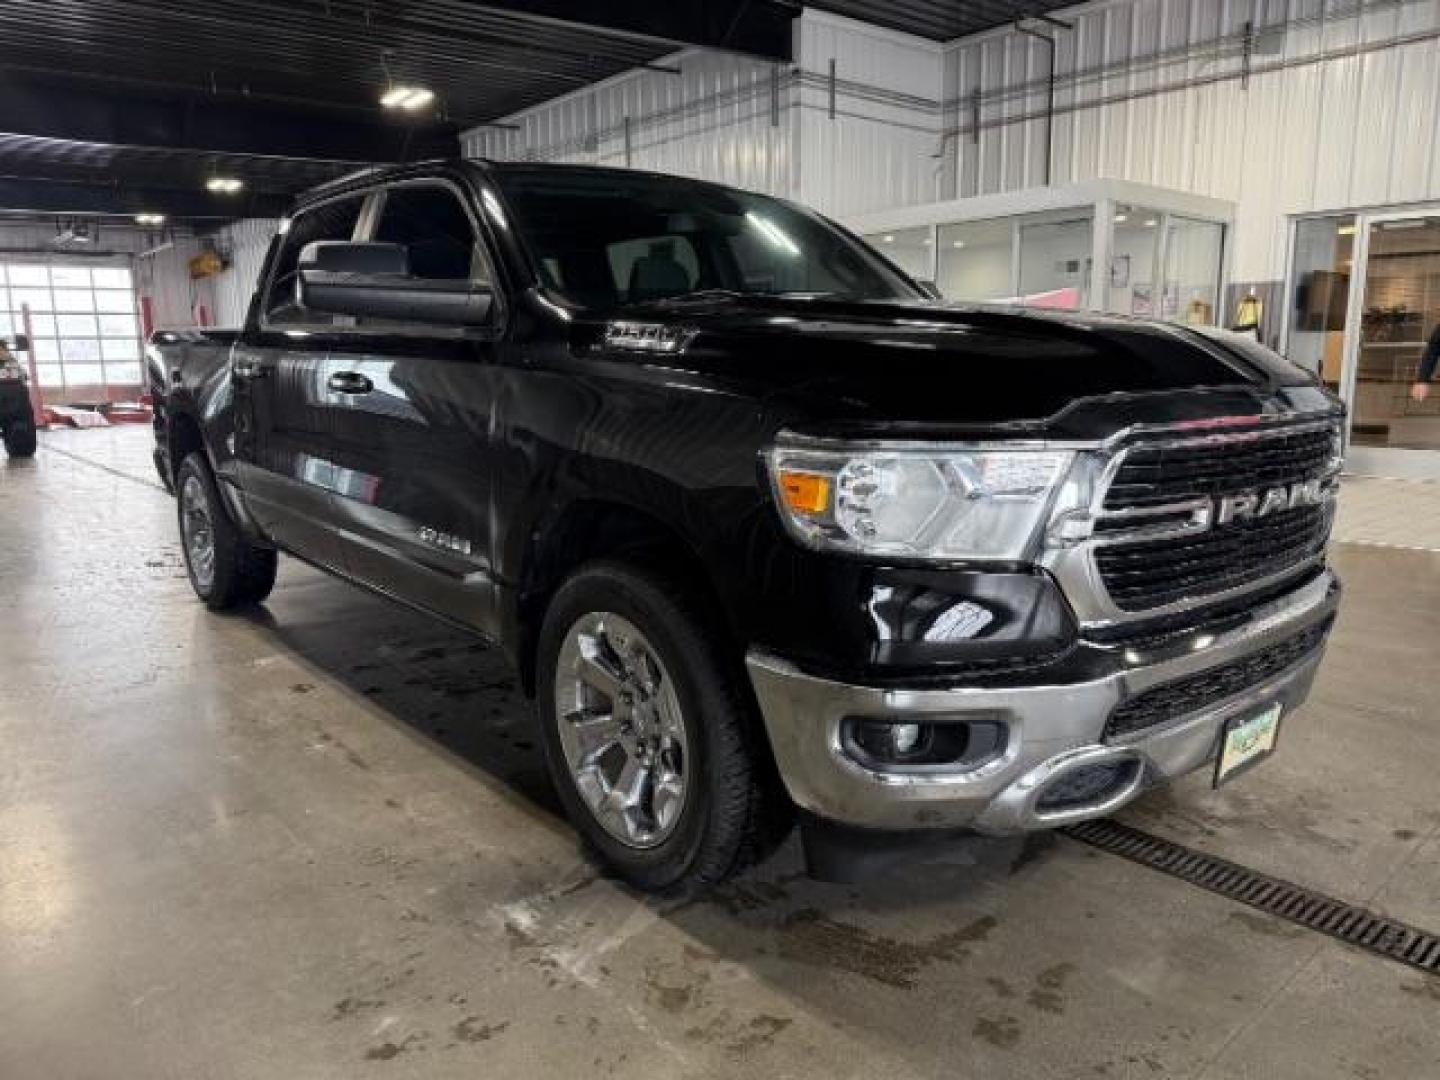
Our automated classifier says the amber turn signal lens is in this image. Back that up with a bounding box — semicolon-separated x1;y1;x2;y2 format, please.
779;471;831;515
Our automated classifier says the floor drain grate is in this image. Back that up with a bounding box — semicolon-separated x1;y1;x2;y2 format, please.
1063;818;1440;976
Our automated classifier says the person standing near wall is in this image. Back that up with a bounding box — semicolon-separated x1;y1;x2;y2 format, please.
1409;322;1440;401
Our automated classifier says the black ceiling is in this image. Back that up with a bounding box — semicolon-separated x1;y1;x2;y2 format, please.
811;1;1078;40
0;2;1074;226
0;0;797;224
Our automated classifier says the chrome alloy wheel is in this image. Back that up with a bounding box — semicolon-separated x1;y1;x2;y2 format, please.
180;474;216;593
553;612;690;848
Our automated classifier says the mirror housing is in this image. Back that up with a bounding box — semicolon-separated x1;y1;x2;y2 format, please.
296;241;494;327
10;333;29;352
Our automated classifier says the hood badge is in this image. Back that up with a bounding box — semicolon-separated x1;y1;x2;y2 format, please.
604;322;695;355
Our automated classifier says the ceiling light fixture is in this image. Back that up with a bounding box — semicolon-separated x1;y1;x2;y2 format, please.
381;85;436;110
206;176;244;195
1113;213;1129;223
135;212;166;226
882;234;895;243
952;240;966;249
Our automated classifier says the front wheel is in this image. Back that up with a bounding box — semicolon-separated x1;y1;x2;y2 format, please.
2;417;36;458
175;452;277;610
536;561;790;895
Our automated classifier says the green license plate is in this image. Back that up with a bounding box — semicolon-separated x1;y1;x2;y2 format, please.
1214;703;1283;787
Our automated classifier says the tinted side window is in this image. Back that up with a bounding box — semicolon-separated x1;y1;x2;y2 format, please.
373;186;482;281
264;195;366;324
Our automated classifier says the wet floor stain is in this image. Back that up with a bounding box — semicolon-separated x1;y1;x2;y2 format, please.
773;910;997;989
972;1013;1021;1049
452;1016;510;1043
1025;962;1075;1015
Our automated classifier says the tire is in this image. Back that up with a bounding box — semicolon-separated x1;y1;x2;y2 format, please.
2;417;36;458
536;560;791;895
175;451;277;610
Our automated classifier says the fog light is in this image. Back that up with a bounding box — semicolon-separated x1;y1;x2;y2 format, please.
892;723;922;754
842;717;1006;772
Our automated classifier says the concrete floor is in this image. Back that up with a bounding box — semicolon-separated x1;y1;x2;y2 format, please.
3;427;1439;1080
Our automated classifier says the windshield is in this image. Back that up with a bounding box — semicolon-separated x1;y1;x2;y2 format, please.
488;166;922;311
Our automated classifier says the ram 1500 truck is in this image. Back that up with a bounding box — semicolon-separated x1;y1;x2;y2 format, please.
151;160;1343;892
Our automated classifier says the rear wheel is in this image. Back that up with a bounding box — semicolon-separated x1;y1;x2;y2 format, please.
2;417;36;458
176;452;277;610
536;561;790;895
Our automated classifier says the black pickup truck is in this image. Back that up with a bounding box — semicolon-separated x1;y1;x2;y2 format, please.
150;160;1343;892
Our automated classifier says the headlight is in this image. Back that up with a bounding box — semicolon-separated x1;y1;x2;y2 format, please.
765;439;1074;561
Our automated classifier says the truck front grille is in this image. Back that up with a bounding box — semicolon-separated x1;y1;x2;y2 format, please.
1095;503;1332;612
1095;421;1341;613
1103;424;1340;510
1105;619;1332;739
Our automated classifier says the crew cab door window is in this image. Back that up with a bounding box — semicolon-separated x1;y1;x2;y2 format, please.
263;195;366;326
372;185;487;283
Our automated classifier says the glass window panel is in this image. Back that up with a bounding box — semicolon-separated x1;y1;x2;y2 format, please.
12;287;53;311
105;361;143;386
865;226;933;283
64;362;105;387
60;338;102;363
32;338;59;363
7;265;48;287
1107;205;1162;317
25;312;57;336
1165;216;1224;326
0;313;11;338
1352;216;1440;451
936;217;1015;301
52;289;95;313
1287;216;1355;393
1017;214;1092;310
36;363;65;389
93;290;135;314
98;312;138;338
90;266;132;289
101;338;140;363
50;265;91;287
56;313;99;337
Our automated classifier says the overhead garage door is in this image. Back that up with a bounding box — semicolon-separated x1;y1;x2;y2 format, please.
0;261;143;401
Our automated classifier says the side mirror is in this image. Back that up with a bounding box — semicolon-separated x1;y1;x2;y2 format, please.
296;241;494;327
10;333;29;352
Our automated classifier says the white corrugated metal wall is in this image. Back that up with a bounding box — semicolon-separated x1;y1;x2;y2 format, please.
465;2;1440;289
463;12;946;217
210;219;278;327
951;0;1440;282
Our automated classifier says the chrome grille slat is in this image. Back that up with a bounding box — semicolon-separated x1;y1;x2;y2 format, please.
1093;420;1341;615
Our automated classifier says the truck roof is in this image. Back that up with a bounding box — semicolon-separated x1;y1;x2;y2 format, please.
297;157;765;211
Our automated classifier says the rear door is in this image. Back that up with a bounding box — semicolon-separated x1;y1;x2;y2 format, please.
318;180;505;634
233;192;373;571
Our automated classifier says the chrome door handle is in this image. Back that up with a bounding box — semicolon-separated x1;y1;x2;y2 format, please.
327;371;373;395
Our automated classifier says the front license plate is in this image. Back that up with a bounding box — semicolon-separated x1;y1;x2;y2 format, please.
1214;703;1283;787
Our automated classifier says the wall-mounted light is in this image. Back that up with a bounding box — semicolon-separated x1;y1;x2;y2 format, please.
1113;213;1129;223
381;85;435;110
135;213;166;226
206;176;244;194
1143;218;1157;228
881;234;895;243
952;240;966;249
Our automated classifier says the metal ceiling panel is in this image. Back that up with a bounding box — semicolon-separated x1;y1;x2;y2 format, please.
810;1;1081;41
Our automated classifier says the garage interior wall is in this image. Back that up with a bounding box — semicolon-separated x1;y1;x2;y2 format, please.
466;0;1440;291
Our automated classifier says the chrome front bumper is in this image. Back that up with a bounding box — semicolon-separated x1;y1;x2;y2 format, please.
746;570;1339;833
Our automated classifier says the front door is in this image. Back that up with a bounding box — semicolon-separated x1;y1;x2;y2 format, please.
1344;214;1440;479
319;181;504;636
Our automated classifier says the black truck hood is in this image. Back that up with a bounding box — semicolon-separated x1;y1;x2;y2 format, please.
587;295;1335;438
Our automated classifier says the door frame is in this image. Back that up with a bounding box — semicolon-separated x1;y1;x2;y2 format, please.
1283;201;1440;480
